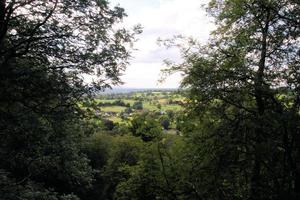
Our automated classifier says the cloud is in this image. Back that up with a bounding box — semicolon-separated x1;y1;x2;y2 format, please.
121;62;182;88
134;49;179;64
109;0;215;88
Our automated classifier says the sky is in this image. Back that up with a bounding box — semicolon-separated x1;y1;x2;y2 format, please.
109;0;214;88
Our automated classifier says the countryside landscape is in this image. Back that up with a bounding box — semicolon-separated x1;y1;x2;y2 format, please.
94;89;183;132
1;0;300;200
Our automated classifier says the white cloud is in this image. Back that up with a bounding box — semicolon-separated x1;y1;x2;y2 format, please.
110;0;215;88
121;62;182;88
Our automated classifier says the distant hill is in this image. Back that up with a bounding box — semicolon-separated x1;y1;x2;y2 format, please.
100;87;179;94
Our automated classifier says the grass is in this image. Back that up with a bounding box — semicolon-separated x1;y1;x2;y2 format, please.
95;99;115;103
123;99;136;106
95;92;184;116
96;99;136;106
109;116;123;123
97;102;182;113
163;104;182;111
143;102;158;111
101;106;126;113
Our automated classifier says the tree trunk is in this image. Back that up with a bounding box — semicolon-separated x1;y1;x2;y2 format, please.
250;10;270;200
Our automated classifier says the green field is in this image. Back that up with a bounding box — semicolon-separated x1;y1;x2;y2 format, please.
123;99;136;105
95;91;184;125
109;116;123;123
143;102;157;111
101;106;126;113
163;104;182;111
96;99;115;103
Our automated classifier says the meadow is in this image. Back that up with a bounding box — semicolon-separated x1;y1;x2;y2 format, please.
93;90;185;135
95;90;184;122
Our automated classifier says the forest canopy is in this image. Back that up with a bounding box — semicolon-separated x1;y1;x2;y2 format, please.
0;0;299;200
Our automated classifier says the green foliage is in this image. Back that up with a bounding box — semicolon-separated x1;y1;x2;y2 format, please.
160;115;170;130
113;123;131;135
157;103;162;110
83;133;144;200
161;0;300;199
102;119;116;131
132;101;143;110
0;0;139;199
124;107;133;114
130;113;162;142
113;135;196;200
1;0;299;199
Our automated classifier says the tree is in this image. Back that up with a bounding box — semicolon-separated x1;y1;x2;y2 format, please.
0;0;141;87
166;110;175;121
157;103;162;110
132;101;143;110
114;135;193;200
0;0;140;199
162;0;300;199
130;113;162;142
160;116;170;130
124;107;133;114
102;119;115;131
99;134;144;200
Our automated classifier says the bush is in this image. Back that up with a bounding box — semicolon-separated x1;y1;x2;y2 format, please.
132;101;143;110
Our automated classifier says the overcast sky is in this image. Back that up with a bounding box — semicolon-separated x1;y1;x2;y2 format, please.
109;0;214;88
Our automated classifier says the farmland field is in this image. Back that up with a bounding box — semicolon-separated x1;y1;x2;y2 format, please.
101;106;126;113
94;90;184;127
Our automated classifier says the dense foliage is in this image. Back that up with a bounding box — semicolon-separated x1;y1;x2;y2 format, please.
1;0;299;200
0;0;139;199
161;0;300;199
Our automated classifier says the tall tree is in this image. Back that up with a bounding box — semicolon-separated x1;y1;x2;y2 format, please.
0;0;140;199
162;0;300;199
